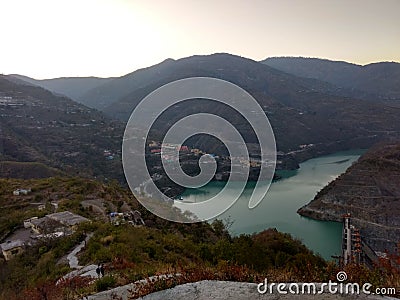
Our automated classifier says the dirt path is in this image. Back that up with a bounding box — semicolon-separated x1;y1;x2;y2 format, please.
67;233;93;269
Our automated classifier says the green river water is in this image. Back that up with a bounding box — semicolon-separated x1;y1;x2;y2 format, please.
180;150;364;260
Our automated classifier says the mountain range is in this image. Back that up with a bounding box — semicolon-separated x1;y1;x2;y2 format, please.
12;55;400;110
262;57;400;104
3;53;400;173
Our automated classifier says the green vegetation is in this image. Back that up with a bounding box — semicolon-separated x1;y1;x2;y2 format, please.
0;220;328;299
0;161;63;179
95;275;117;292
0;176;399;299
0;230;85;298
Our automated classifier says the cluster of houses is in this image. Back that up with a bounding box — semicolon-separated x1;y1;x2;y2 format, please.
0;211;89;261
148;141;200;156
147;141;272;168
0;96;25;107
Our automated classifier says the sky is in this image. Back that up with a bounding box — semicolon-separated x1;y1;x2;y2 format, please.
1;0;399;79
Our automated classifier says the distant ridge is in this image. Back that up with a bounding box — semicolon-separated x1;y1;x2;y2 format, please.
77;53;400;155
8;74;113;107
6;53;400;157
262;57;400;101
9;55;400;109
0;75;124;181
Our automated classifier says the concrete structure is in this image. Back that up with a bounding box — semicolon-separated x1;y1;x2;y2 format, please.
23;217;38;228
47;211;89;230
341;214;378;268
29;211;89;235
0;240;24;260
31;216;64;234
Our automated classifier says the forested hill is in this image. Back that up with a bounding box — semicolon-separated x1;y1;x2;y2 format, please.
0;75;124;182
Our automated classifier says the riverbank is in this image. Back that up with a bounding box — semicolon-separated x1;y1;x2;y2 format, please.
298;142;400;253
179;150;364;259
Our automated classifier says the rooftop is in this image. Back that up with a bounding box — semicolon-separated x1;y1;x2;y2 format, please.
47;211;89;226
31;216;62;230
0;240;24;251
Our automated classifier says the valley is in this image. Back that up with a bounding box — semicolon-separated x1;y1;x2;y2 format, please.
1;53;400;299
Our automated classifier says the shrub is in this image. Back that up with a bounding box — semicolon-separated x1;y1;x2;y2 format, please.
95;275;116;292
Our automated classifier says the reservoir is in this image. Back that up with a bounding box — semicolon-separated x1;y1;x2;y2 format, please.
180;150;363;260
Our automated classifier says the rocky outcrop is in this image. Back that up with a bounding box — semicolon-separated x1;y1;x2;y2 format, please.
298;141;400;253
87;280;397;300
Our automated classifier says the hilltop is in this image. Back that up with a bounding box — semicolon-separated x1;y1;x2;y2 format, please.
8;75;113;107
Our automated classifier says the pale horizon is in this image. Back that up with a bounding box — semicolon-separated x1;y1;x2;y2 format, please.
1;0;399;79
5;53;400;80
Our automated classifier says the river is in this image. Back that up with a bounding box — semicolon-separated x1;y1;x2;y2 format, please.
179;150;364;260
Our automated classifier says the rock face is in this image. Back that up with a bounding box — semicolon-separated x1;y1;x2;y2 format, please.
88;280;397;300
138;281;396;300
298;142;400;253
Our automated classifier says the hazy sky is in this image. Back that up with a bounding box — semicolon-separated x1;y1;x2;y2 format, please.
1;0;399;79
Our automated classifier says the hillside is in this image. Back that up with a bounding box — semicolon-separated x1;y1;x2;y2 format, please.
79;58;178;110
0;75;124;181
298;141;400;253
0;176;332;299
8;75;113;107
95;53;400;155
9;54;400;159
0;161;63;179
262;57;400;102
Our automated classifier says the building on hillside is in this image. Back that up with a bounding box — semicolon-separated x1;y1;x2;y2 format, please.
47;211;89;231
31;216;65;235
29;211;90;235
24;217;39;228
13;188;31;196
0;240;24;261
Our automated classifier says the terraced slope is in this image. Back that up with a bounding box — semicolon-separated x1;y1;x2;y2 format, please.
298;141;400;252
